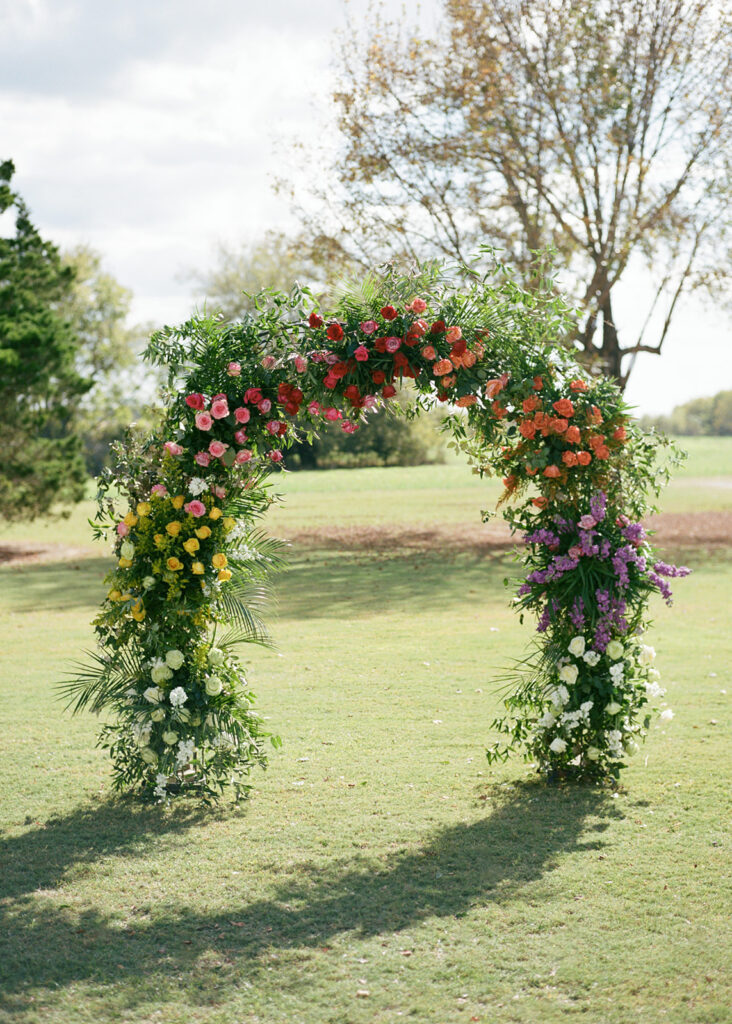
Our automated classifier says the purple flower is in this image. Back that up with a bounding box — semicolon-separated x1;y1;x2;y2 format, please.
590;492;607;522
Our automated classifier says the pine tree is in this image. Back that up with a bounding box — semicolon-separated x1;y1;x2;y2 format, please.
0;159;90;521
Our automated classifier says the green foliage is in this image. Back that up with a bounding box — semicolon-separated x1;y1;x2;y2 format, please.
0;159;90;522
641;390;732;436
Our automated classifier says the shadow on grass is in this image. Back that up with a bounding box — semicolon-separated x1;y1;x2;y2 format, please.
0;558;109;613
1;782;617;1013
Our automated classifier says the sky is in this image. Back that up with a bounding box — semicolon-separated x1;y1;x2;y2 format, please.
1;0;729;416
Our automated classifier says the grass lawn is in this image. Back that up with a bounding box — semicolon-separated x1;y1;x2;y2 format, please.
1;442;731;1024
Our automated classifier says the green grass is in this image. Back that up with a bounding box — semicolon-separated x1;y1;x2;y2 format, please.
1;442;731;1023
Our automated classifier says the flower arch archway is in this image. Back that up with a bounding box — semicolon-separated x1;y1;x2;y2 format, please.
64;266;687;800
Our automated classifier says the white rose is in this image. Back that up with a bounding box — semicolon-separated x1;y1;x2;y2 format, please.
140;747;157;764
143;576;156;589
647;668;661;681
151;664;173;685
205;676;223;696
208;648;225;667
558;664;579;686
150;708;165;722
606;640;624;660
645;681;664;699
120;540;135;560
659;708;674;722
549;737;567;753
605;702;622;716
539;711;556;729
639;645;656;666
143;686;163;704
583;651;600;666
586;747;601;761
165;649;185;670
162;730;179;745
568;636;586;658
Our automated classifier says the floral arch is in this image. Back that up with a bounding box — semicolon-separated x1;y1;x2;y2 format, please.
63;264;687;801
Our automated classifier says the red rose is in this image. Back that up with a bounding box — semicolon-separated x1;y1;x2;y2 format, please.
308;311;324;328
380;305;398;320
185;393;205;410
429;320;446;334
382;384;397;398
372;370;386;385
326;322;344;341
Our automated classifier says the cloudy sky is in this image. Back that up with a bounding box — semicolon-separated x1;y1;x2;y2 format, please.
1;0;729;415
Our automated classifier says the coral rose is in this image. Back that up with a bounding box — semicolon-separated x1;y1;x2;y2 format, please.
519;420;537;439
565;425;581;444
421;345;437;360
445;326;462;343
543;465;561;478
576;450;592;466
533;376;543;390
455;395;477;407
570;379;588;392
552;398;575;418
433;359;453;376
562;451;578;467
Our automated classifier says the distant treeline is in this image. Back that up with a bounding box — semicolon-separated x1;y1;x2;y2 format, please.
640;390;732;436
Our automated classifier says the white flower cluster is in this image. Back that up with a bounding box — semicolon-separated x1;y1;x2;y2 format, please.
176;738;195;766
188;477;207;496
169;686;187;707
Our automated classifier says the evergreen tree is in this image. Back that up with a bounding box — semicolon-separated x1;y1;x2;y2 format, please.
0;160;90;521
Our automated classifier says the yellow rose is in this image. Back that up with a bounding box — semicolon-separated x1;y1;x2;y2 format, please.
123;511;138;527
107;589;122;602
222;516;236;532
217;568;232;582
195;525;212;540
167;557;184;571
208;507;222;521
118;557;133;569
154;533;165;546
191;561;205;575
212;553;228;569
183;537;200;554
171;495;185;510
120;593;132;602
130;601;146;622
136;501;151;517
166;521;182;536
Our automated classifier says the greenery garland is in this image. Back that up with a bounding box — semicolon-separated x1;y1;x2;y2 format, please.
61;260;688;800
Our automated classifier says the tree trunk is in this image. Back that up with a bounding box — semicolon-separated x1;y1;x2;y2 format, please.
601;294;623;385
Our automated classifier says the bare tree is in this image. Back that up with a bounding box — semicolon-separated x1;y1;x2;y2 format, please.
287;0;731;384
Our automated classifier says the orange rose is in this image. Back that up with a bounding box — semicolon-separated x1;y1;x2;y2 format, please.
532;496;548;508
421;345;437;360
441;374;456;388
543;465;561;478
525;466;538;476
532;376;543;390
455;395;477;407
519;420;537;439
576;450;592;466
492;400;507;418
433;359;453;375
550;417;568;434
462;350;477;367
613;425;627;441
565;425;581;444
595;445;610;459
485;378;506;399
552;398;575;418
570;379;588;392
588;405;603;424
522;396;540;414
588;434;606;450
562;451;578;467
502;475;517;489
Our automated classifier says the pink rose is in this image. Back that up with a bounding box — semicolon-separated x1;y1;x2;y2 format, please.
194;451;211;467
164;441;184;456
579;515;597;530
310;351;325;363
116;522;129;537
210;398;230;419
445;325;462;343
385;336;401;353
323;375;338;390
360;320;378;334
258;398;272;414
308;400;321;416
354;345;369;361
151;484;168;497
569;545;583;559
234;449;252;464
234;429;248;444
184;500;206;517
261;355;277;369
324;407;341;422
265;420;282;435
233;407;250;424
212;485;226;499
341;421;359;433
294;355;308;373
195;411;213;431
227;361;241;376
269;450;283;463
209;440;229;458
185;393;205;410
408;297;427;314
363;394;378;410
324;353;338;366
